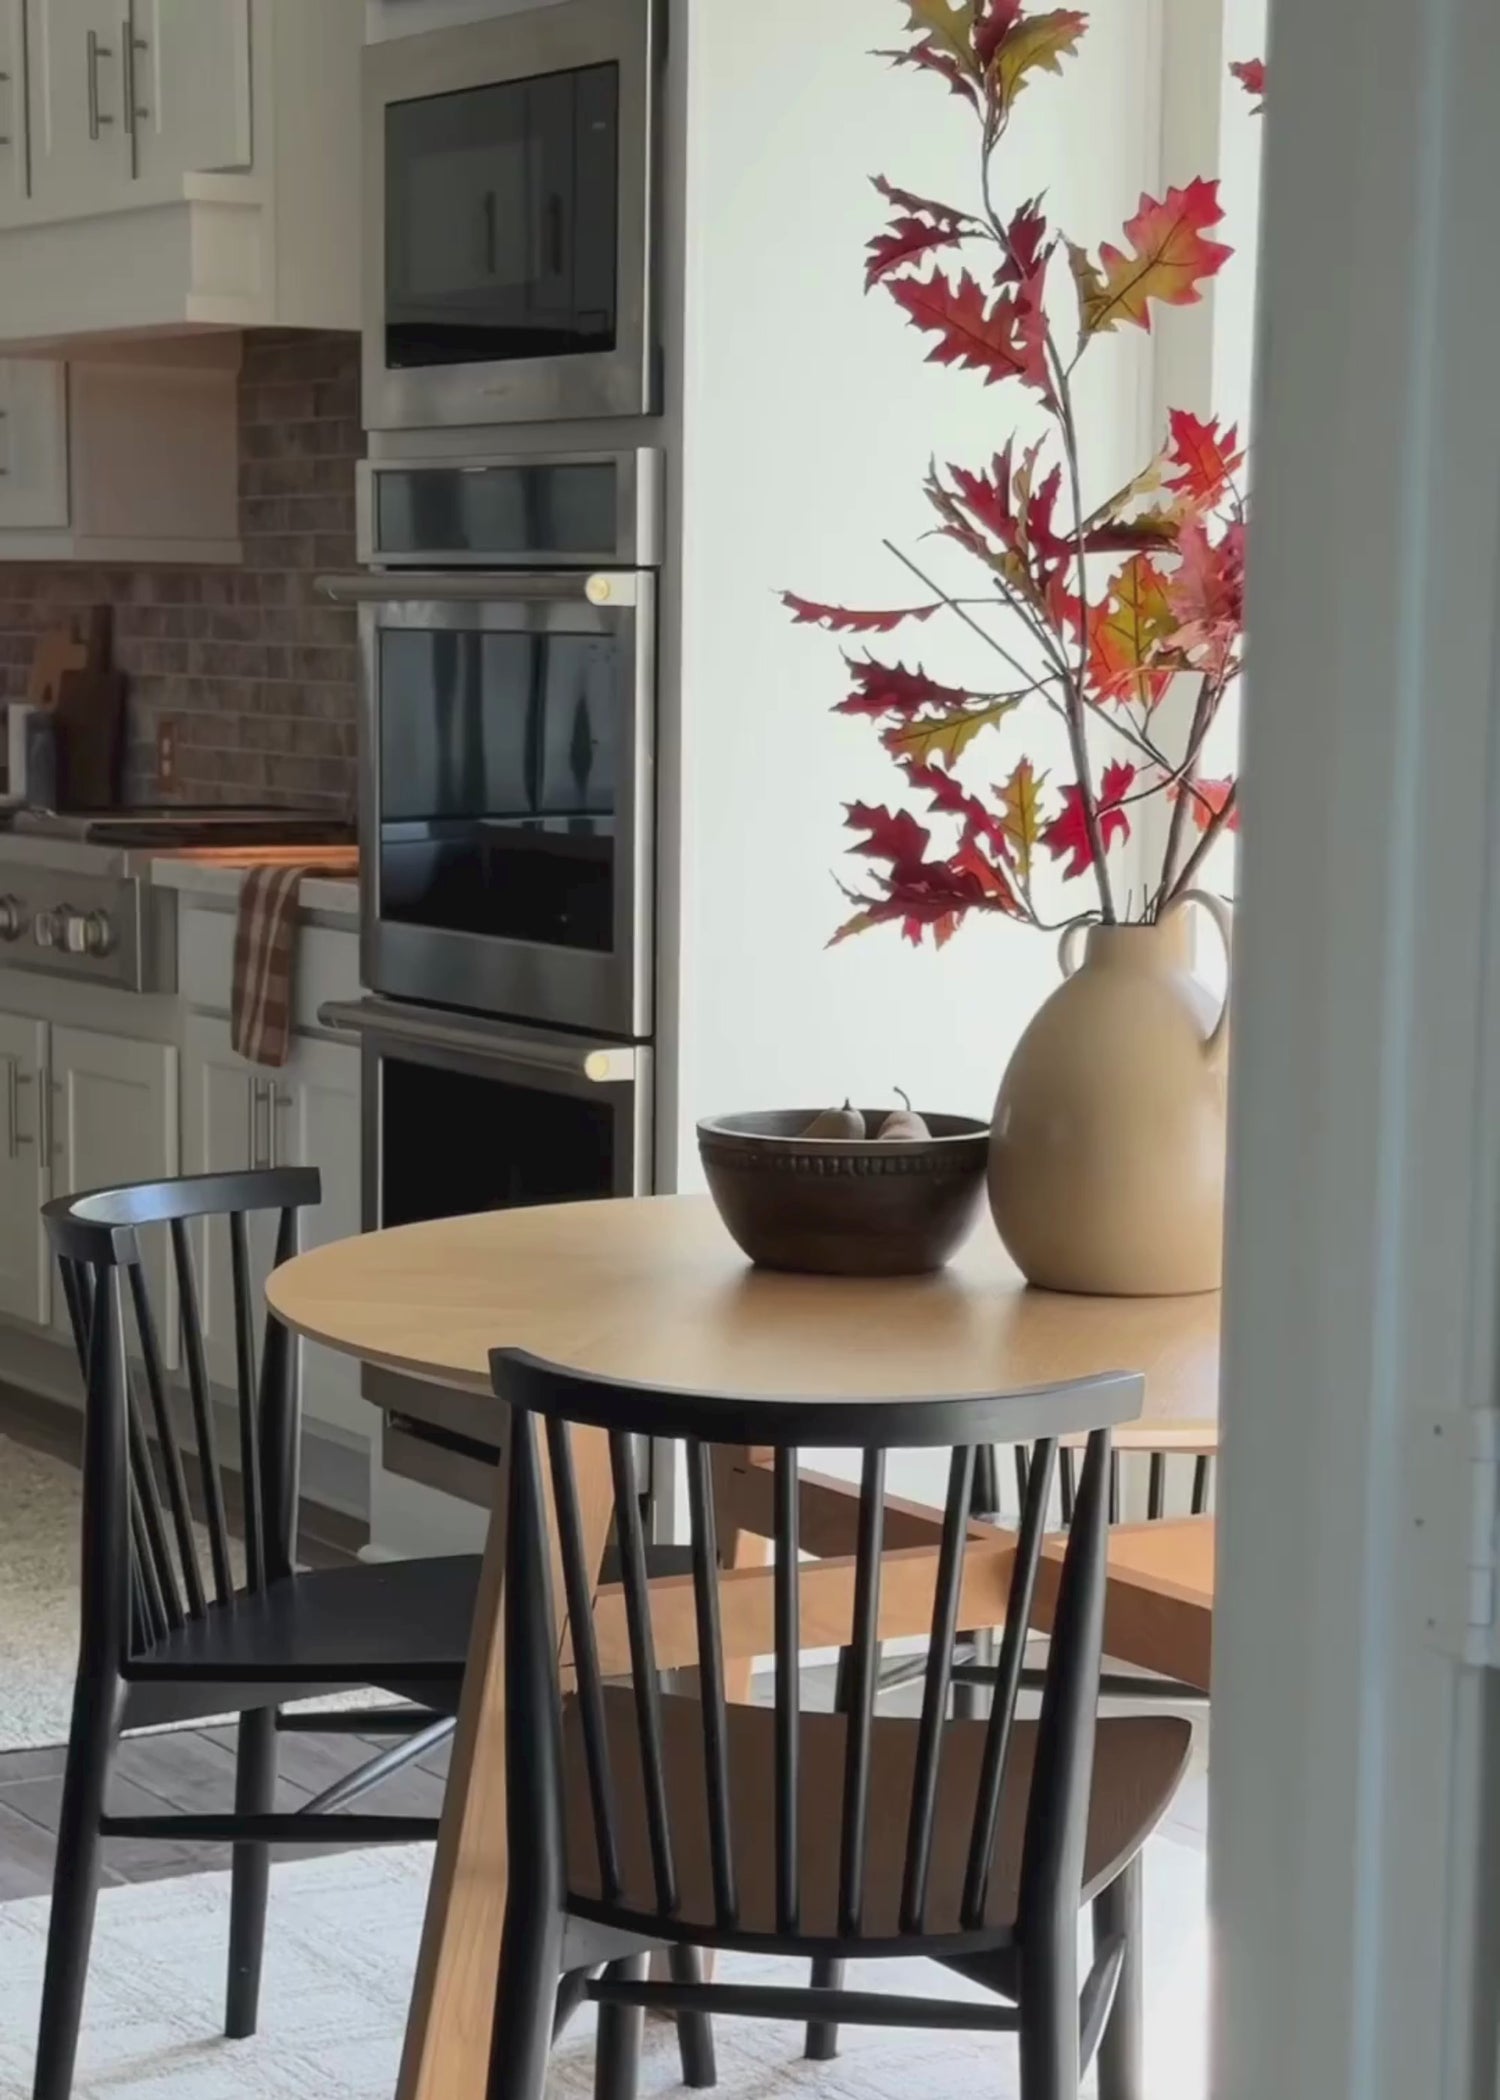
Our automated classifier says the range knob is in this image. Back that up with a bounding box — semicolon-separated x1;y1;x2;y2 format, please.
33;908;59;949
0;894;26;941
62;909;115;957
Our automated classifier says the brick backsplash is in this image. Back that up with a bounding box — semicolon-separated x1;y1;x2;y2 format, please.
0;329;363;814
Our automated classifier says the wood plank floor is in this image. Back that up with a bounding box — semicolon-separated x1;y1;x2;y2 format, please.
0;1725;452;1903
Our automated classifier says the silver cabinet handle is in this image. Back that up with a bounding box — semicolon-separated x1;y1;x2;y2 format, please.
316;571;640;608
40;1076;58;1166
3;1058;32;1160
122;17;146;171
268;1086;293;1169
86;29;114;139
249;1077;273;1168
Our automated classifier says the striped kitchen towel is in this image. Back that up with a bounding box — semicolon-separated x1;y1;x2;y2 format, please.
231;863;314;1068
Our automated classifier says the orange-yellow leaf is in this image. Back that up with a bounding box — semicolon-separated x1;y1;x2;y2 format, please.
1072;179;1233;338
883;696;1022;767
998;758;1046;878
1088;556;1176;708
988;9;1088;111
904;0;979;74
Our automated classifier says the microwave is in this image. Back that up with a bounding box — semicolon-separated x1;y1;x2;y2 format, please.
362;0;662;433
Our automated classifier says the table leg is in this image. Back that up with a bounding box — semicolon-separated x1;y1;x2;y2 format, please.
396;1421;615;2100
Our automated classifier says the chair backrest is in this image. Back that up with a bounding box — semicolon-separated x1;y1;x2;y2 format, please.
490;1347;1143;1955
43;1167;321;1669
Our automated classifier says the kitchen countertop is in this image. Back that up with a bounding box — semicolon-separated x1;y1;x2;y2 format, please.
149;848;359;921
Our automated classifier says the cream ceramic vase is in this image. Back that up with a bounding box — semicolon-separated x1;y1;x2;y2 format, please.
988;891;1231;1296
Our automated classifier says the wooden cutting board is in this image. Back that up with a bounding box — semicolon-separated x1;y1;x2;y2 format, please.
26;628;90;711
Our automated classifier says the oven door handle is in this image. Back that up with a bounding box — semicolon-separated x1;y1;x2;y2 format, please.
318;998;641;1085
317;572;640;608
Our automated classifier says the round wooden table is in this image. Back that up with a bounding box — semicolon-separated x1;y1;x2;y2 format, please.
265;1194;1220;2100
266;1192;1221;1446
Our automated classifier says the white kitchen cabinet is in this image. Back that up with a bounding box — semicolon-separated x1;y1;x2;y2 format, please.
269;1032;366;1439
49;1020;178;1363
0;344;240;562
0;1011;49;1324
0;0;31;221
27;0;119;221
126;0;251;193
181;1008;262;1395
0;0;361;338
0;359;69;531
181;1012;365;1440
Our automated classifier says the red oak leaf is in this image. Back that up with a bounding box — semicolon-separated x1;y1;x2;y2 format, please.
782;591;941;634
837;658;977;719
1230;57;1265;111
865;214;966;290
888;268;1052;393
1087;555;1176;708
1168;776;1241;834
1167;519;1244;675
984;9;1089;111
845;802;931;876
871;175;977;230
1071;179;1232;337
946;442;1071;582
1042;760;1137;880
878;38;982;108
1166;409;1245;506
905;758;1014;862
996;198;1050;286
972;0;1024;68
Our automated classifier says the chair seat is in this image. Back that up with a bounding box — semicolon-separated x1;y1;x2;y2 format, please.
564;1693;1191;1949
124;1554;483;1690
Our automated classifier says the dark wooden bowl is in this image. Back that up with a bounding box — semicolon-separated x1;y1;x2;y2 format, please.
697;1109;990;1277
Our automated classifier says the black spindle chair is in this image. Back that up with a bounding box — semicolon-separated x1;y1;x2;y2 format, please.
31;1169;487;2100
486;1348;1193;2100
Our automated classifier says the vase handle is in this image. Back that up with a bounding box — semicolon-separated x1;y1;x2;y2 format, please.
1171;888;1233;1060
1058;918;1092;980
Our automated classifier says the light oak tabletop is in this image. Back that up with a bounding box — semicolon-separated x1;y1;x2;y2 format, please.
266;1194;1220;1446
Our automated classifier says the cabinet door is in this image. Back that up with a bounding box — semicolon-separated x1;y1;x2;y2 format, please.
269;1034;366;1440
126;0;250;192
0;360;69;530
28;0;122;219
50;1022;179;1365
0;1012;49;1325
180;1010;262;1393
0;0;30;221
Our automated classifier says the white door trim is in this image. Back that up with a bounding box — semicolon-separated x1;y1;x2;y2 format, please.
1213;1;1500;2096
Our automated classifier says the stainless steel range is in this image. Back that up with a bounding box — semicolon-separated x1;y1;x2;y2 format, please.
0;808;354;992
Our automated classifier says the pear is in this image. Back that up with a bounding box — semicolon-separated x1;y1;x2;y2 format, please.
875;1087;931;1142
802;1098;866;1140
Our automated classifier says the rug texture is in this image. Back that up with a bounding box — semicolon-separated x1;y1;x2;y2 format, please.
0;1839;1208;2098
0;1434;87;1754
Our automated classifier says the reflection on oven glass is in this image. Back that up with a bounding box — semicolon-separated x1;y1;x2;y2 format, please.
380;627;620;952
384;63;620;373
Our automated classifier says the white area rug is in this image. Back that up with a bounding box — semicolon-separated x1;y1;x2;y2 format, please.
0;1840;1208;2098
0;1434;88;1754
0;1431;386;1753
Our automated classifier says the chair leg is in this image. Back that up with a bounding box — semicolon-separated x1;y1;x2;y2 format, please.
805;1957;844;2060
595;1953;648;2100
1093;1854;1145;2100
31;1678;122;2100
486;1902;564;2100
225;1707;278;2040
1017;1928;1080;2100
668;1945;717;2088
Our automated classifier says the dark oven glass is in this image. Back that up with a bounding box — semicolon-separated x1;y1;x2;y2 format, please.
379;623;621;953
375;459;617;558
384;62;619;372
380;1055;616;1228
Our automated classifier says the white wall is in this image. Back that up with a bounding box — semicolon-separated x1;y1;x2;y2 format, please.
663;0;1164;1179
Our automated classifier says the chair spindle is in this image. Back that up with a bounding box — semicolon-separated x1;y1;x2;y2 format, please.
961;1437;1059;1929
901;1443;976;1933
126;1260;205;1619
607;1430;678;1915
837;1446;887;1938
772;1445;800;1934
169;1216;235;1608
685;1437;738;1928
546;1416;622;1903
227;1210;264;1589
